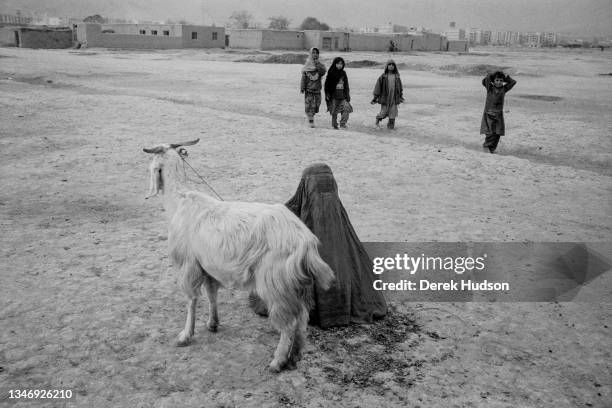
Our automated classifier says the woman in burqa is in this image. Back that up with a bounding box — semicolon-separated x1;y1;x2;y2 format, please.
250;164;387;328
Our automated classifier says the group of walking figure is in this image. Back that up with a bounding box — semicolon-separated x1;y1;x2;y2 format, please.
300;47;517;153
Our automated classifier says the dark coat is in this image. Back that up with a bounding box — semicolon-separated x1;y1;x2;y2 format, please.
481;74;516;111
324;57;351;102
249;164;387;328
372;60;404;105
480;74;517;135
286;164;387;328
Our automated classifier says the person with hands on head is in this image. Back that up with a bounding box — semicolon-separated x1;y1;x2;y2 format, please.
480;70;517;153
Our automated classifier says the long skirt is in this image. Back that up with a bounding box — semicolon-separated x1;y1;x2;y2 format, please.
480;110;505;136
304;92;321;117
483;133;501;150
376;103;398;120
329;99;351;126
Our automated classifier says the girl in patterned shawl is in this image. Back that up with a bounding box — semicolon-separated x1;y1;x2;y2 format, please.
300;47;326;128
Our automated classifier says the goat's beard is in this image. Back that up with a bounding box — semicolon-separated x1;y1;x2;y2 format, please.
146;168;163;199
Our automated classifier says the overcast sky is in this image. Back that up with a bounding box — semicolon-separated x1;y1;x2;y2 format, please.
2;0;611;36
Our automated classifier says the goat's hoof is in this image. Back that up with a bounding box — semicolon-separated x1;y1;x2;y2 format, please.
290;351;303;363
176;333;192;347
268;362;282;373
207;323;218;332
285;360;297;370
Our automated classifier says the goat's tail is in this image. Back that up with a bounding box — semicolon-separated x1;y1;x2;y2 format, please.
255;235;335;330
300;240;335;291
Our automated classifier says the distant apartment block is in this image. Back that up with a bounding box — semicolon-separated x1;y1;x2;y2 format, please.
444;28;466;41
468;28;482;44
490;31;508;45
378;23;409;34
443;22;465;41
541;32;557;46
0;13;32;25
509;31;521;45
523;32;541;47
29;14;67;26
482;30;492;44
466;26;555;47
360;23;409;34
407;26;431;34
490;31;521;46
360;25;379;33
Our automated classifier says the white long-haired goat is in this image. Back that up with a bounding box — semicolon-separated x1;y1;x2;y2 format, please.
143;139;335;372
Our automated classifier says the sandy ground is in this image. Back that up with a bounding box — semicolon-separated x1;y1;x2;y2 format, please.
0;46;611;408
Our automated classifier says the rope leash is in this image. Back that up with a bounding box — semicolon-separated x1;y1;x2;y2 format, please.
180;156;224;201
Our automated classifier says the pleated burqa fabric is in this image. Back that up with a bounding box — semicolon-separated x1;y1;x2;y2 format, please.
286;163;387;328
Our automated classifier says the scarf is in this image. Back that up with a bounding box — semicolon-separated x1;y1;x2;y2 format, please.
325;57;346;91
302;47;320;72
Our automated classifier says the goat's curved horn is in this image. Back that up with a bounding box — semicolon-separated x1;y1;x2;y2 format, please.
169;139;200;149
143;146;166;154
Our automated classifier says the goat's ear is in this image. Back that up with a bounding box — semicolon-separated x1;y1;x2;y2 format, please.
169;139;199;149
143;146;166;154
177;147;189;158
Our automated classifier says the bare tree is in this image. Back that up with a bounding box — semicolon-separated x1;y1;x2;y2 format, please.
227;10;254;29
335;26;356;33
83;14;106;24
299;17;330;31
268;15;291;30
165;18;190;24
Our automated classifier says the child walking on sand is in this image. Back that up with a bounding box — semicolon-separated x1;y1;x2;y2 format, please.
301;47;326;128
324;57;352;129
371;59;404;129
480;71;517;153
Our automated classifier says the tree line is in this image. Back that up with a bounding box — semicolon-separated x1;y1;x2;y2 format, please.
227;11;330;31
83;12;330;31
